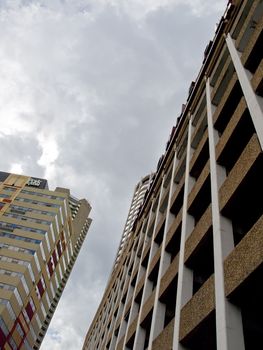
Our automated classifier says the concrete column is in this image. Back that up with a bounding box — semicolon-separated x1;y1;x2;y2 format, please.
111;253;136;349
147;151;178;348
172;115;195;350
115;228;148;346
122;204;155;349
206;77;245;350
226;33;263;149
133;178;166;349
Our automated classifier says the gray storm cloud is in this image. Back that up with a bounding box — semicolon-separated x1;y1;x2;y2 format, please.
0;0;225;349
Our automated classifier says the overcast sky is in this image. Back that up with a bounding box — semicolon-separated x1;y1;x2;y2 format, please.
0;0;226;349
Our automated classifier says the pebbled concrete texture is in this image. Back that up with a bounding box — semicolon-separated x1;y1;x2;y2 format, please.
179;275;215;341
159;254;179;299
224;213;263;296
140;289;156;325
251;58;263;93
152;318;175;350
216;97;247;161
219;133;261;210
240;2;262;66
184;204;212;263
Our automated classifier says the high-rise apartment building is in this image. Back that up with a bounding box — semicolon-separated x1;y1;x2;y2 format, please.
0;172;92;350
83;0;263;349
113;175;153;272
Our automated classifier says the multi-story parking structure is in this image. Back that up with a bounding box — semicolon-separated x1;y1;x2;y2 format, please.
0;172;92;350
83;0;263;349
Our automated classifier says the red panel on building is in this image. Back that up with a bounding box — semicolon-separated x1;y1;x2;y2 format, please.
57;241;62;257
48;259;53;276
52;251;58;266
37;279;45;297
25;302;34;321
0;328;6;347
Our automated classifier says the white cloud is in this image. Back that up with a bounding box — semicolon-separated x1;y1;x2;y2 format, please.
9;162;23;174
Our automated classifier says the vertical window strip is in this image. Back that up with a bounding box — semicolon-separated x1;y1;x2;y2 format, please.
0;316;9;336
14;289;23;307
34;254;41;273
50;281;55;299
61;255;66;272
21;276;29;295
39;242;46;261
58;264;63;281
45;291;51;308
50;224;55;243
35;313;42;329
6;302;16;321
28;265;35;282
29;325;37;340
45;234;51;252
40;302;47;318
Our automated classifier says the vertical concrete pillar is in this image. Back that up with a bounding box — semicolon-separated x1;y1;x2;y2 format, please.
122;203;155;349
133;178;166;349
206;77;245;350
226;33;263;149
173;116;195;350
148;150;178;349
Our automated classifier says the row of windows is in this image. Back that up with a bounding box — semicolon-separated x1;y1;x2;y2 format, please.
0;255;29;266
0;286;23;313
0;230;41;245
0;221;46;235
0;282;15;291
0;269;29;296
16;197;60;208
0;242;35;255
3;186;17;192
0;255;35;281
21;189;65;201
4;212;52;226
0;193;11;199
10;204;56;217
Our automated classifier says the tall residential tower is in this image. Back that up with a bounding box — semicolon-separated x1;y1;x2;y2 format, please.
113;174;153;272
0;172;92;350
83;0;263;349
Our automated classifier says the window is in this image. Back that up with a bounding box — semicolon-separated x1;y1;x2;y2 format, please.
21;276;29;295
0;221;46;235
29;325;36;340
23;339;31;350
6;302;16;321
35;313;42;328
0;193;11;198
16;197;60;208
8;336;17;350
20;189;65;201
39;242;46;260
28;265;35;282
3;186;16;192
0;242;35;255
0;282;15;291
40;302;47;318
50;225;55;243
34;254;41;272
16;323;24;338
14;289;23;307
3;212;52;226
10;204;56;217
22;309;30;324
0;231;41;245
0;316;9;336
